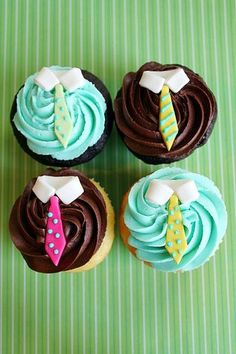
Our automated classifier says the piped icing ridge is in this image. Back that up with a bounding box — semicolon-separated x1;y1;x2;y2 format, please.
13;66;107;161
115;62;217;161
9;168;107;273
124;168;227;272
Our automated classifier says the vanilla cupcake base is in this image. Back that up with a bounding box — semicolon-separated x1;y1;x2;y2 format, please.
9;168;115;274
70;179;115;272
119;168;228;272
119;191;152;268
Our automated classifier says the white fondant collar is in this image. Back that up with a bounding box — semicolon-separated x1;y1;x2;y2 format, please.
32;176;84;204
145;179;199;206
34;67;87;92
139;68;189;94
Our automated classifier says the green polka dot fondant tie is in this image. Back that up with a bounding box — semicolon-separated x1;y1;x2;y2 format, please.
165;194;187;264
34;67;88;147
54;83;73;148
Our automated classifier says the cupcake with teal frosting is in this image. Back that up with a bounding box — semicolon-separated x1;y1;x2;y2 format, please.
11;66;113;166
120;167;227;272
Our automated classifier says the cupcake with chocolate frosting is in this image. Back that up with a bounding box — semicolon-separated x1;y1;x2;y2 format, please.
115;62;217;164
9;168;115;273
120;168;227;272
11;66;113;166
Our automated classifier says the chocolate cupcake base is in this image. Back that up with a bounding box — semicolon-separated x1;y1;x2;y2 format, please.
11;70;114;167
117;114;217;165
114;62;217;164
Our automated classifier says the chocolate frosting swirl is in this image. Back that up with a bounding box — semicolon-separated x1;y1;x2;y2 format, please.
114;62;217;163
9;168;107;273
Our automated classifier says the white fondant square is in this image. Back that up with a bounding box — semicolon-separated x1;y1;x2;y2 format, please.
60;68;87;91
34;67;60;91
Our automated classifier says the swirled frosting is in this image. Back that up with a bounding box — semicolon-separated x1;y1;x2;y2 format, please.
115;62;217;163
13;66;107;160
9;168;107;273
124;168;227;272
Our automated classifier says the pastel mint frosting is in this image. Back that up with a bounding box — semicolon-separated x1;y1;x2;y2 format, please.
13;66;106;160
124;168;227;272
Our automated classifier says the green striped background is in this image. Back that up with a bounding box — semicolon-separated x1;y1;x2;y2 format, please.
0;0;235;353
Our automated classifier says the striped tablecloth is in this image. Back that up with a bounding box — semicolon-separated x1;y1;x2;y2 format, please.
0;0;235;353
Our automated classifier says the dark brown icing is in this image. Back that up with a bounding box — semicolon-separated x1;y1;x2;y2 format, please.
114;62;217;163
9;168;107;273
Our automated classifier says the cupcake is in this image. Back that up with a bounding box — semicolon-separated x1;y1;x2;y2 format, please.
9;168;115;273
11;66;113;166
115;62;217;164
120;168;227;272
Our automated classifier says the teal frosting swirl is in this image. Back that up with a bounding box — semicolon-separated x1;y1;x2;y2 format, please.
13;66;106;160
124;168;227;272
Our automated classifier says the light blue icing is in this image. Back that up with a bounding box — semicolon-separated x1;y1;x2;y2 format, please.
13;66;107;160
124;167;227;272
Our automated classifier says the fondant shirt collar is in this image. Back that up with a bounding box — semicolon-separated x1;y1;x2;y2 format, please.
34;67;87;92
145;179;199;206
139;68;190;93
32;175;84;204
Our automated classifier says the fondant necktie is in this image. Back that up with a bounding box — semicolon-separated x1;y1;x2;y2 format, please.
45;195;66;266
165;194;187;264
54;83;73;148
159;84;178;151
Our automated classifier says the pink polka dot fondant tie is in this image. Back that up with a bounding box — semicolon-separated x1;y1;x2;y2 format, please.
45;195;66;266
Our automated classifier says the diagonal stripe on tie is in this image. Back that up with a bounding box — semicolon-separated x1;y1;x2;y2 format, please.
159;84;178;151
165;194;187;264
54;83;73;148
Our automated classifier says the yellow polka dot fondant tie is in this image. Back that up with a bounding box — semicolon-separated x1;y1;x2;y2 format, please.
165;194;187;264
54;83;73;148
159;84;178;151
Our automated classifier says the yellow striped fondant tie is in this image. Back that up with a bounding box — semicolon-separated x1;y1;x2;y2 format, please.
54;83;73;148
159;84;178;151
139;68;190;151
165;194;187;264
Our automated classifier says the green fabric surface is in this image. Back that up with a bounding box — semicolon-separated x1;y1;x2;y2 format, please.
0;0;235;353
